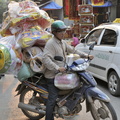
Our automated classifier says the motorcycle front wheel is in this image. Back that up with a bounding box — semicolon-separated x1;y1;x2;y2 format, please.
20;88;45;120
90;99;117;120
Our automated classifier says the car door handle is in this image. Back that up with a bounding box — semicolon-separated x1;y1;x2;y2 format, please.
109;51;113;53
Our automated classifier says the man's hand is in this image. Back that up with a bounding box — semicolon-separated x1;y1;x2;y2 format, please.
58;67;66;72
88;55;94;60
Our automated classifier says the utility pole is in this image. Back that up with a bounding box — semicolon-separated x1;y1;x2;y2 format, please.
82;0;86;4
117;0;120;17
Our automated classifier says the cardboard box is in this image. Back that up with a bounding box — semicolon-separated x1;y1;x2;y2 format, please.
80;24;94;34
80;14;94;24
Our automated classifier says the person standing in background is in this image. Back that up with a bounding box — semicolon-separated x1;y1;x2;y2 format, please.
71;34;79;47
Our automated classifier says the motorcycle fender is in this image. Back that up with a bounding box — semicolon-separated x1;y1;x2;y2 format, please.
85;87;110;112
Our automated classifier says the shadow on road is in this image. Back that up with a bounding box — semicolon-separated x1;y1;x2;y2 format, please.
95;77;108;89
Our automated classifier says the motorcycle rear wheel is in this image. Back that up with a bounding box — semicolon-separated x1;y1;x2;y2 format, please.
20;88;45;120
90;99;117;120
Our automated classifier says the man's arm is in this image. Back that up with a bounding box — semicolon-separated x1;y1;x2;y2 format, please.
64;41;94;59
42;45;60;71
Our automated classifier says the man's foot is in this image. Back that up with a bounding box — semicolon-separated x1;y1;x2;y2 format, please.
0;74;5;79
14;75;18;78
1;74;5;77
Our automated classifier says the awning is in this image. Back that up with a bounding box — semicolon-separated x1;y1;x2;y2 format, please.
41;1;63;10
87;0;112;7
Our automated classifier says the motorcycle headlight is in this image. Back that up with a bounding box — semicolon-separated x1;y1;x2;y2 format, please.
71;62;89;71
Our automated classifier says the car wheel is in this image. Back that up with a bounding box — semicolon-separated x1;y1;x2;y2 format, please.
108;71;120;96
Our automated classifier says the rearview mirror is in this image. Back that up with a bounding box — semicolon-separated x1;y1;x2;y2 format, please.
54;56;63;61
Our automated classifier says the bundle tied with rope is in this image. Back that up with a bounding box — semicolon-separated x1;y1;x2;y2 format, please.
22;46;44;73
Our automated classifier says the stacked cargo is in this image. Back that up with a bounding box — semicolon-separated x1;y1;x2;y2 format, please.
0;0;53;81
78;4;94;37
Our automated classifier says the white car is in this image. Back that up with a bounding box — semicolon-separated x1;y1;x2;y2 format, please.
75;23;120;96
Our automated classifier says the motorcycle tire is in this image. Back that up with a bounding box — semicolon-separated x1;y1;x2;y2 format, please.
20;88;45;120
90;99;117;120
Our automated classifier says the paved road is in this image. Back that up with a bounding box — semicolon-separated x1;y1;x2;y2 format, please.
0;75;120;120
96;78;120;120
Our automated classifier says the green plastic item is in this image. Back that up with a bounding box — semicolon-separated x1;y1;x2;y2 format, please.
17;62;35;82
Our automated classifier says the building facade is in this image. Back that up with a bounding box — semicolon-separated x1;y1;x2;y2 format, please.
35;0;119;27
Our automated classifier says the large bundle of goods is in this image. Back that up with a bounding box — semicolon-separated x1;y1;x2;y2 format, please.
0;0;53;80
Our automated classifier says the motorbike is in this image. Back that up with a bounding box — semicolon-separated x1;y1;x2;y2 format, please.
15;43;117;120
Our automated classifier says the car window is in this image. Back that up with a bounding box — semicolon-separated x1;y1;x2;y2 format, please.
86;29;103;45
100;29;117;46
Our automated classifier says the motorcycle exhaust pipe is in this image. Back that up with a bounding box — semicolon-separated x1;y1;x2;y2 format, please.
18;102;46;114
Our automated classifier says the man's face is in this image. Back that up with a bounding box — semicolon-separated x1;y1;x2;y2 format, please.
54;30;66;40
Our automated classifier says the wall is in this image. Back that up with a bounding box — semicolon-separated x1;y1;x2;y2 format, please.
110;6;117;22
52;0;119;26
54;0;63;6
64;18;74;26
109;0;117;22
51;0;64;21
52;0;76;26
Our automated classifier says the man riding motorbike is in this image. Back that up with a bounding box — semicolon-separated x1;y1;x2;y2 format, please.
42;20;94;120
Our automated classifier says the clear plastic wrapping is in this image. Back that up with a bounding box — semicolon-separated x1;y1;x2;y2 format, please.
54;72;80;90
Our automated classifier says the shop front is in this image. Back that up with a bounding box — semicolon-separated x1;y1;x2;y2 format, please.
87;0;112;26
63;0;114;39
40;1;63;20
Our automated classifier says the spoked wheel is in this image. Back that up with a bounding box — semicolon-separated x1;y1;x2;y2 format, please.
90;99;117;120
20;88;45;120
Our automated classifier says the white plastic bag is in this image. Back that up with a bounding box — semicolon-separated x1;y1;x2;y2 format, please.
54;73;80;90
66;54;80;66
0;43;23;74
0;35;16;47
8;1;22;18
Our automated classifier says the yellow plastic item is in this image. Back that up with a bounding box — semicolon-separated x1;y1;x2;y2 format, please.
19;29;52;48
0;44;11;73
0;50;5;70
113;18;120;23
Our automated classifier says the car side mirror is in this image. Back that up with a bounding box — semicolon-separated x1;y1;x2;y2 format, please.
89;42;96;50
80;38;85;43
54;56;63;61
